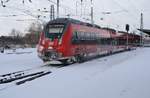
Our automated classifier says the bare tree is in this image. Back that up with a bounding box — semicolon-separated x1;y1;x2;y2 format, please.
28;22;43;33
24;21;44;46
9;29;23;38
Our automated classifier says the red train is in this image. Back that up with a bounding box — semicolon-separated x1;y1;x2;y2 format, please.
37;18;140;63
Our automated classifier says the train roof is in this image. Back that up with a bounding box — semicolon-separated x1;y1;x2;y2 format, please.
118;31;128;34
102;27;116;32
47;18;101;29
138;29;150;35
118;31;140;37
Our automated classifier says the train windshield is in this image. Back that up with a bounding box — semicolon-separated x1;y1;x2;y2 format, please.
45;24;65;41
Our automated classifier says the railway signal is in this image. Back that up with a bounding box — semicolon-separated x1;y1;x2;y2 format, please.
1;0;6;7
126;24;130;48
126;24;130;32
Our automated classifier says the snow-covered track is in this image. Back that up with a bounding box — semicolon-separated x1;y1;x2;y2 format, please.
0;71;51;84
0;61;68;85
6;52;32;55
0;49;133;86
16;71;51;85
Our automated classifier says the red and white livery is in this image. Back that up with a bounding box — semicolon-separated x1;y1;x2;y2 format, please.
37;18;140;63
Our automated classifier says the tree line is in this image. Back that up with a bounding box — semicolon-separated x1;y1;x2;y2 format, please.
0;21;43;48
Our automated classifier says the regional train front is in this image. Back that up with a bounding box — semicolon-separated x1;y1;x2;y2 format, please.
37;22;66;62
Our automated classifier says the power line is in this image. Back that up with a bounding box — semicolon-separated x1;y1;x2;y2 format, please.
2;5;45;22
0;14;29;17
47;0;76;16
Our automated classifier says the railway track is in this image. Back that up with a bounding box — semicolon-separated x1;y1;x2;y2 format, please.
0;62;66;86
0;49;134;89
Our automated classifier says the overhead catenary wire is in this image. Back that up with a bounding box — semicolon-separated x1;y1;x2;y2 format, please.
0;0;50;21
0;5;46;22
47;0;76;16
0;0;149;32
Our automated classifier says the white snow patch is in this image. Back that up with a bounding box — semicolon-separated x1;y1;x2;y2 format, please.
0;48;150;98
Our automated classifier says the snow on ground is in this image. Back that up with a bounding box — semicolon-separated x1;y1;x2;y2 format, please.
0;48;43;74
0;47;150;98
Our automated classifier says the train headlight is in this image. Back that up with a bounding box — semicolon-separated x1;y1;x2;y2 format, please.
42;40;45;44
48;46;53;49
51;53;57;59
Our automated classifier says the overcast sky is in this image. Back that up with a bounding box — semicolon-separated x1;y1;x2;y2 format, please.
0;0;149;36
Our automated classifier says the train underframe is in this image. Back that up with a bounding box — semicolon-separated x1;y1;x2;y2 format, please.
38;45;133;65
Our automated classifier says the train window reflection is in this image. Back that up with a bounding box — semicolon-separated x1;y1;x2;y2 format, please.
48;25;64;34
45;24;65;41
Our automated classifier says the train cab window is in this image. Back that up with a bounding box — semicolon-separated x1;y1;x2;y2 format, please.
45;24;65;41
